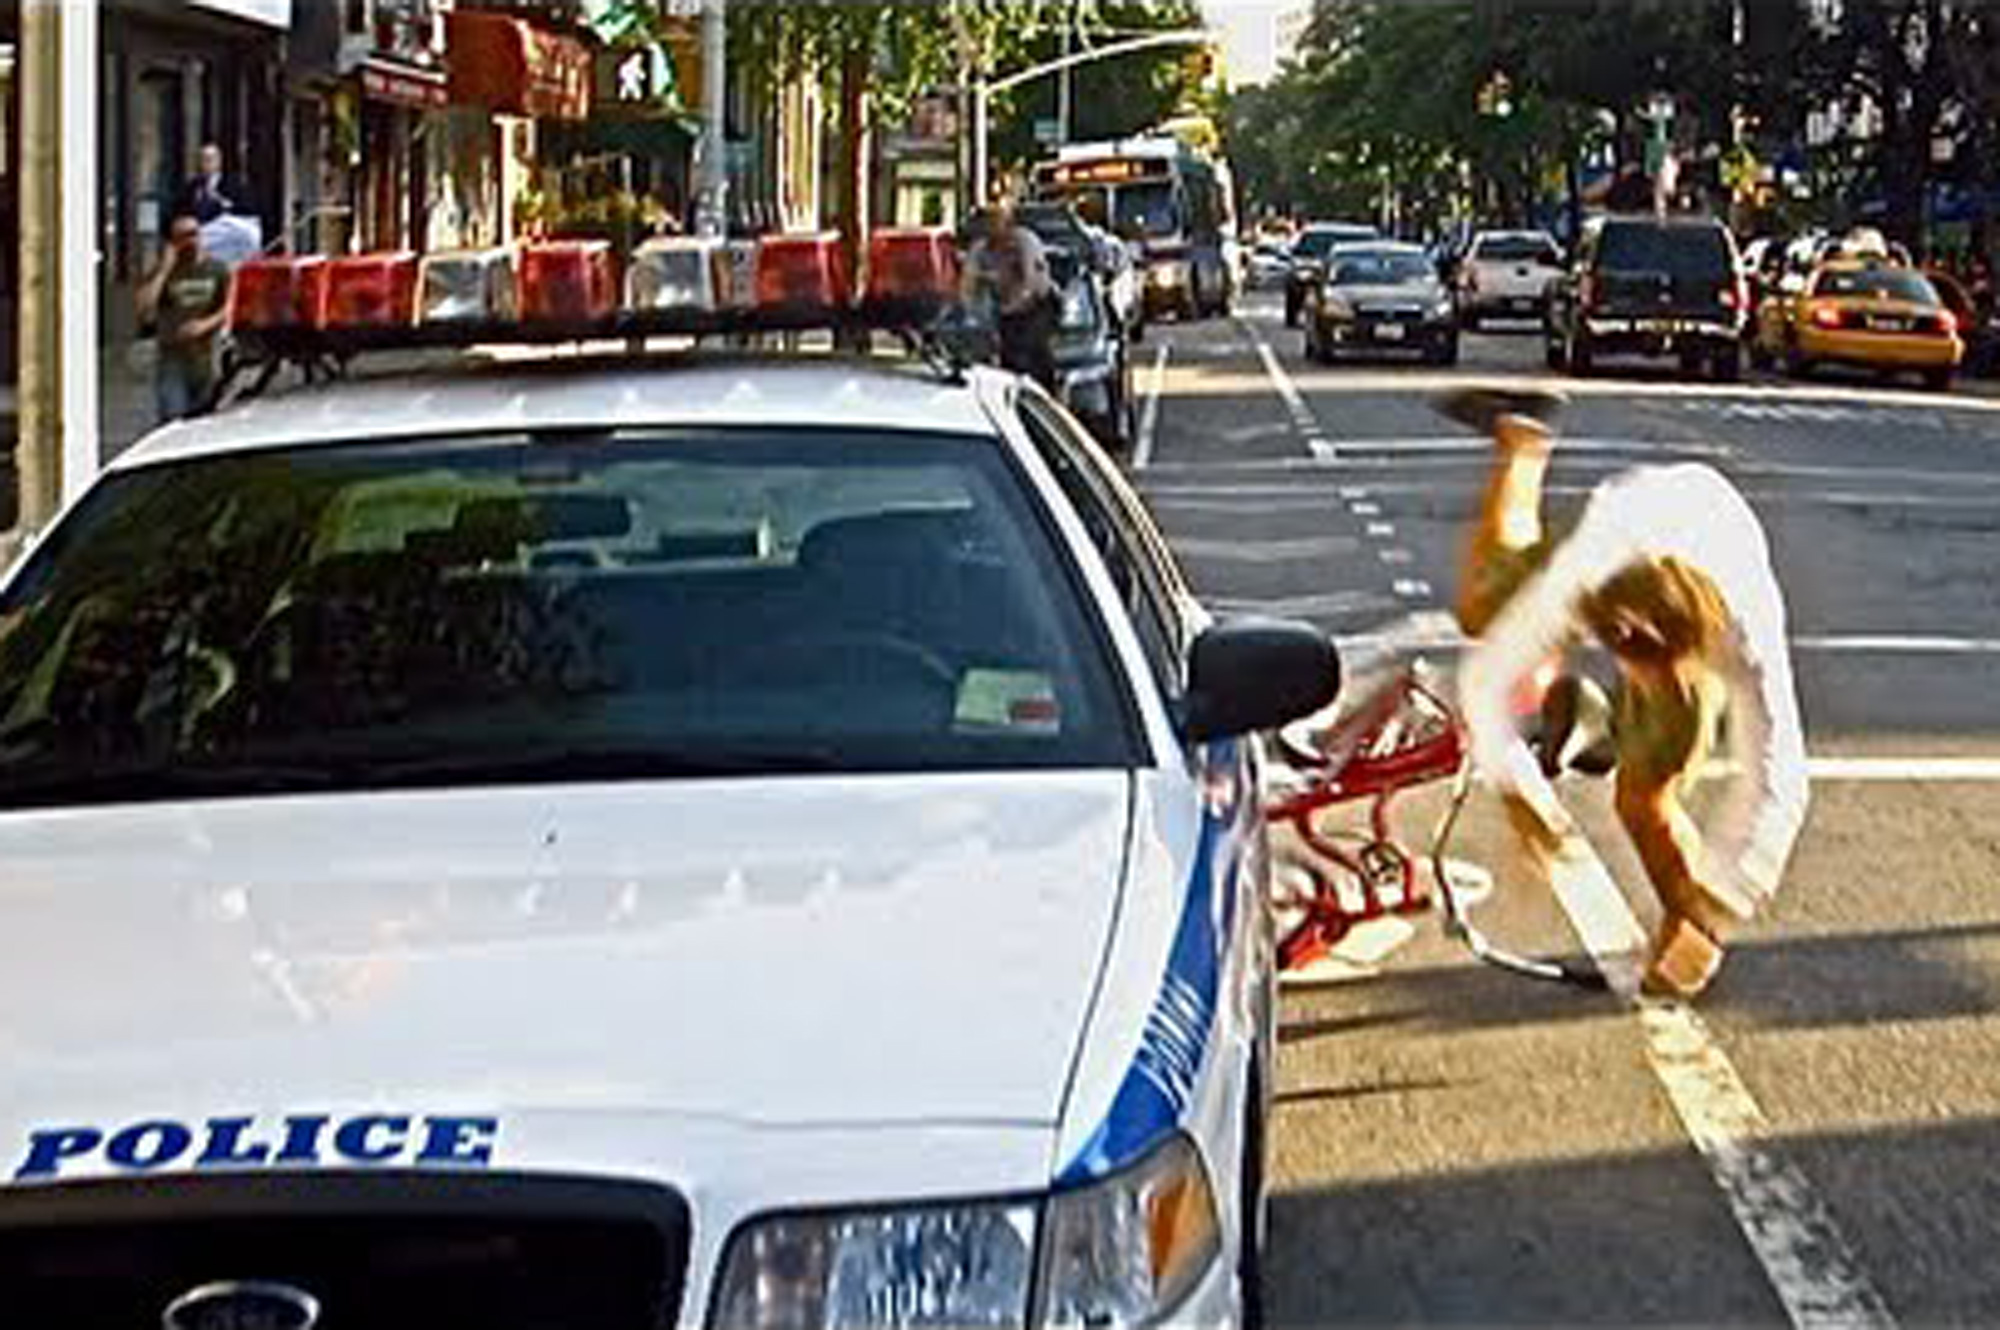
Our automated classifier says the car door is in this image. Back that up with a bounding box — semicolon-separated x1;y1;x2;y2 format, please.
1012;385;1274;1179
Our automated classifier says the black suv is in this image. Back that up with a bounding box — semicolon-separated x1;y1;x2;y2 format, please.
1545;215;1746;381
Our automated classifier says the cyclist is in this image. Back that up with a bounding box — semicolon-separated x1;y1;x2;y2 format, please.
1445;388;1809;999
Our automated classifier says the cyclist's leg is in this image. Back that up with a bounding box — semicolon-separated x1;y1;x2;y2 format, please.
1458;412;1558;635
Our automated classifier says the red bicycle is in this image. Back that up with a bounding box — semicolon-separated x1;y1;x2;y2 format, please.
1268;663;1607;990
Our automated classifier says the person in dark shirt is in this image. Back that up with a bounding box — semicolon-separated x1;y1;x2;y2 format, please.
179;143;251;225
136;214;232;422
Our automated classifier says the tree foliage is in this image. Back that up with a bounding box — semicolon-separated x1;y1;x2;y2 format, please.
1226;0;2000;250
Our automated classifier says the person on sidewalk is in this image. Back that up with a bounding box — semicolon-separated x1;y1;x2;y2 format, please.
179;143;251;226
136;213;232;424
962;202;1058;390
1446;387;1809;999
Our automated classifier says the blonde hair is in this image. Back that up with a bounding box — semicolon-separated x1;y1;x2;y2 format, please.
1580;556;1729;667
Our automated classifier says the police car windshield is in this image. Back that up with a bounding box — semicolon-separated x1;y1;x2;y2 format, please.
0;429;1138;808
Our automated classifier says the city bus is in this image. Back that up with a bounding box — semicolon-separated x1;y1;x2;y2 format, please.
1033;137;1237;321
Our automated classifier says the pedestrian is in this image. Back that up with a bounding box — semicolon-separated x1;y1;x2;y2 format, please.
136;213;232;423
179;143;251;225
1446;387;1809;1000
962;201;1058;390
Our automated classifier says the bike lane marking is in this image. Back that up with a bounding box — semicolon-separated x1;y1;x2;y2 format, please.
1544;841;1898;1329
1132;343;1172;471
1241;318;1444;608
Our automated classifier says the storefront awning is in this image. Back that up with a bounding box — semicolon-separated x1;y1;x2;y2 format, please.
361;59;448;110
449;11;593;121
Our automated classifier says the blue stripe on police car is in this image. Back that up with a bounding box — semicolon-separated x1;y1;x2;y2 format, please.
14;1114;499;1180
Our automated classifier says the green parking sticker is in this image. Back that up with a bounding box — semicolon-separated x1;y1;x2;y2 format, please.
955;669;1061;735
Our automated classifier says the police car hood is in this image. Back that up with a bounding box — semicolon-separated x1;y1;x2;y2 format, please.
0;775;1132;1139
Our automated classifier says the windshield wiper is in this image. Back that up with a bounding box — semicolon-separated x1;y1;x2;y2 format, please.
369;744;852;786
0;759;357;810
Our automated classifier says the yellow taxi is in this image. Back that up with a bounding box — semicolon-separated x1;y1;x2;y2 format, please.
1750;259;1963;389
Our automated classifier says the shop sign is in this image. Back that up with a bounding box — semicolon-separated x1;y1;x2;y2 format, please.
362;60;449;110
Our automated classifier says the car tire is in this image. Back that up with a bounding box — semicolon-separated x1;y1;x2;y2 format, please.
1711;345;1742;383
1784;341;1812;379
1923;367;1954;392
1239;1056;1270;1330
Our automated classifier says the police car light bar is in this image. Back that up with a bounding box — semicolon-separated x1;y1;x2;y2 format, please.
228;227;966;366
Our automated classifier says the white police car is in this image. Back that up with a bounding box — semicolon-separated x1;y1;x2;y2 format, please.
0;356;1337;1328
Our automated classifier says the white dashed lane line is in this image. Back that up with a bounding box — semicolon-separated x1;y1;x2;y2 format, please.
1132;343;1172;472
1539;841;1898;1330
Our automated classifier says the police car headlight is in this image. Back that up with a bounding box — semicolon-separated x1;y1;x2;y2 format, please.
1147;261;1189;289
1034;1135;1222;1328
712;1201;1036;1328
1432;298;1457;321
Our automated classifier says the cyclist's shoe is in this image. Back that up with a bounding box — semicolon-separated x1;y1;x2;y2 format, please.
1640;913;1725;1000
1434;385;1567;435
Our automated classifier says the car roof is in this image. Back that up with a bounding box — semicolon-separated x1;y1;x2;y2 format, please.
113;356;1011;471
1329;240;1426;254
1596;213;1729;230
1302;221;1376;235
1472;229;1556;241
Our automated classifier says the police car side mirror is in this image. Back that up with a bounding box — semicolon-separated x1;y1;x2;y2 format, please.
1182;618;1341;743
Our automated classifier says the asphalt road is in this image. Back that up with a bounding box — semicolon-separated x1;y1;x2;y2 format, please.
1136;293;2000;1327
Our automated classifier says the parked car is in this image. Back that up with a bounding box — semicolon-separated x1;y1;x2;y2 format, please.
1284;222;1379;326
1545;214;1746;381
1750;258;1963;389
1014;202;1144;337
1457;229;1565;328
1926;268;1999;377
1050;252;1140;452
1303;241;1460;365
1247;239;1293;290
0;350;1339;1327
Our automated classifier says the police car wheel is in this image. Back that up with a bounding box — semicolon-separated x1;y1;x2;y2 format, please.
1240;1056;1271;1330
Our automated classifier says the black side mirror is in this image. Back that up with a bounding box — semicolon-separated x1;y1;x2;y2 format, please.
1182;618;1341;743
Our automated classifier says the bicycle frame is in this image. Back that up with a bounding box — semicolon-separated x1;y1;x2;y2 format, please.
1271;666;1606;990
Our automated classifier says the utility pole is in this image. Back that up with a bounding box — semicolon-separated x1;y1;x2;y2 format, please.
1056;12;1072;148
696;0;728;236
15;0;98;536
